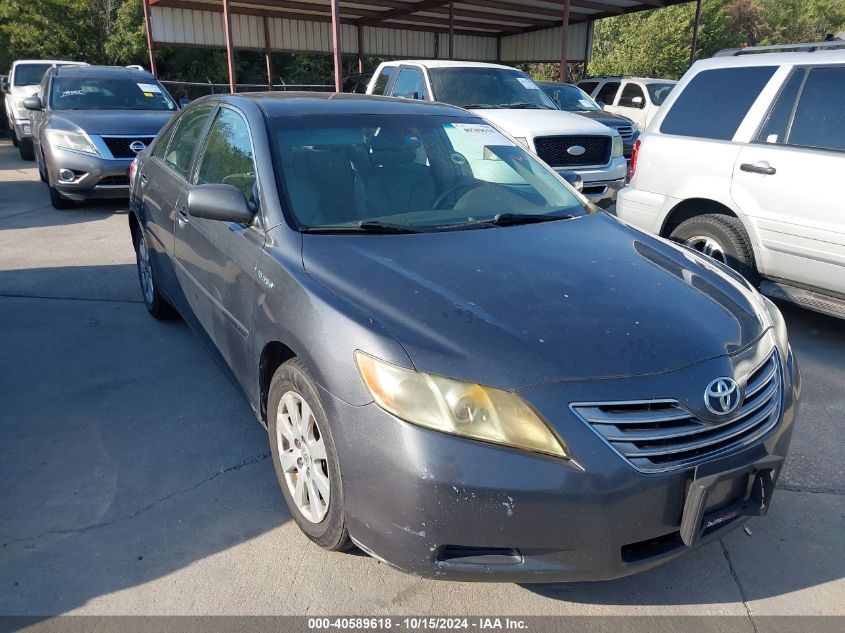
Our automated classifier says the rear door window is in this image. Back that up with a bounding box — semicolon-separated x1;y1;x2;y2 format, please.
391;67;428;100
371;67;396;96
595;81;620;105
158;105;213;178
660;66;776;141
787;66;845;153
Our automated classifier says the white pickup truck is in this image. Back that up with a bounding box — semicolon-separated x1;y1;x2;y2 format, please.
366;61;627;207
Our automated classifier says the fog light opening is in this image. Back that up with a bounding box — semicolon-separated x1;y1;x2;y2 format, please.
437;546;522;566
58;169;80;183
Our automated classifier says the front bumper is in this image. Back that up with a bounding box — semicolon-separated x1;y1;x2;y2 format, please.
324;348;798;582
44;145;132;201
558;156;628;208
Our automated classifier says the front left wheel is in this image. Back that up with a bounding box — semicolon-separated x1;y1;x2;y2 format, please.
18;137;35;161
268;359;352;552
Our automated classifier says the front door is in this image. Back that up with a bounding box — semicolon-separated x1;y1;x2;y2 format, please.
174;106;265;391
607;81;648;128
731;65;845;295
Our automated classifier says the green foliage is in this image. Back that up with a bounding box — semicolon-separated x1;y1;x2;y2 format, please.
588;0;845;80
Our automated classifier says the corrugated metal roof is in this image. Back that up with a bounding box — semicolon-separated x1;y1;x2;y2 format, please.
149;0;695;63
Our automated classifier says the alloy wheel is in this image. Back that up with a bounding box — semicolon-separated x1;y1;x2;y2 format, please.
276;390;331;523
137;233;155;305
684;235;727;265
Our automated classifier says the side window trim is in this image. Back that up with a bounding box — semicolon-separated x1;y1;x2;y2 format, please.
191;105;264;226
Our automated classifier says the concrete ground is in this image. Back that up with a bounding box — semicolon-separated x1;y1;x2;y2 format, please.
0;139;842;620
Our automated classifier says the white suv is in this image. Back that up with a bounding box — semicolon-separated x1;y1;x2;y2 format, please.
617;40;845;319
3;59;86;160
367;61;627;206
578;77;677;129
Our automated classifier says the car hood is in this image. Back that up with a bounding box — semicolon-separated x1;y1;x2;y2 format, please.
573;110;635;127
471;108;612;139
49;109;175;135
302;213;767;390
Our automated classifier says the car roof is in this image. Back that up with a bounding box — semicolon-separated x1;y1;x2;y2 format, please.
690;48;845;71
219;91;477;117
53;65;156;79
582;76;677;84
378;60;517;71
12;59;85;66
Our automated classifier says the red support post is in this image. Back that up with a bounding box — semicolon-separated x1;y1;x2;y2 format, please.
264;17;274;90
330;0;343;92
222;0;237;93
559;0;570;82
448;2;454;60
142;0;158;77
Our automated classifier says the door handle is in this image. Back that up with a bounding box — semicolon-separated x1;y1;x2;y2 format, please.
176;207;189;224
740;162;776;176
139;173;148;187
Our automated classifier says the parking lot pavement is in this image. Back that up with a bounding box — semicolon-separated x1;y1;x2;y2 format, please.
0;139;842;620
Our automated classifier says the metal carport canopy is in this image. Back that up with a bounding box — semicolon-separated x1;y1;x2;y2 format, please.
143;0;698;91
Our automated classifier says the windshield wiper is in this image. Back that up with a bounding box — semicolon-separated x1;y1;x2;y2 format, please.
489;212;575;226
461;103;497;109
301;221;423;234
498;102;552;109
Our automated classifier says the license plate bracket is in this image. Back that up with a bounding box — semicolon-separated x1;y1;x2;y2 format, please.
680;454;782;547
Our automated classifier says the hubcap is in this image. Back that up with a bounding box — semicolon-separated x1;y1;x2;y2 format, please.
684;235;727;264
276;391;330;524
137;234;155;305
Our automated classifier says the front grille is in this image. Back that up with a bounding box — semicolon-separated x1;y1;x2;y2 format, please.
98;175;129;186
534;135;611;168
102;136;155;159
571;350;782;473
613;125;635;141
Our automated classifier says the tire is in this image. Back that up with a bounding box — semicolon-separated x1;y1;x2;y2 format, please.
48;182;74;209
268;358;352;552
18;137;35;161
669;213;759;284
11;127;19;147
37;148;47;183
133;227;175;319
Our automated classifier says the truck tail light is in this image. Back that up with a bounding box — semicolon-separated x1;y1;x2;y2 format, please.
629;139;641;181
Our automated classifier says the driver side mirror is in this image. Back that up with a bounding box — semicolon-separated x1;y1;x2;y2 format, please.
1;77;8;93
23;96;43;111
178;98;191;108
187;184;255;224
597;100;606;109
631;96;644;108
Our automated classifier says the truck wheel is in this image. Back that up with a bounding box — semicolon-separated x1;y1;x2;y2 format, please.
268;358;352;552
670;214;759;284
19;137;35;161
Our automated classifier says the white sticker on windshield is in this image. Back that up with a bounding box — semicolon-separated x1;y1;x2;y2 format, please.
137;82;161;93
450;123;514;147
578;99;594;108
516;77;539;89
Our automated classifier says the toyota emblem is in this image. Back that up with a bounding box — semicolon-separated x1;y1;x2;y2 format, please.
567;145;586;156
129;140;147;154
704;377;741;416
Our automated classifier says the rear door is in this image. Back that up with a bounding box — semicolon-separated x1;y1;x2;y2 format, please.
138;105;214;298
732;65;845;294
174;105;265;389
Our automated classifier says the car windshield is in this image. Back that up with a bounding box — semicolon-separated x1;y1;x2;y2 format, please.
50;76;176;111
542;84;602;112
428;68;557;110
647;83;675;106
270;114;585;232
13;63;52;87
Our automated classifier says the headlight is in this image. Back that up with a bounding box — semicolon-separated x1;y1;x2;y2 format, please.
512;137;529;149
45;129;100;157
355;351;569;459
611;134;624;158
760;295;789;358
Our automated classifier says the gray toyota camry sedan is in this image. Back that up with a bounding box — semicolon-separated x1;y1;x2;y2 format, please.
128;92;799;582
